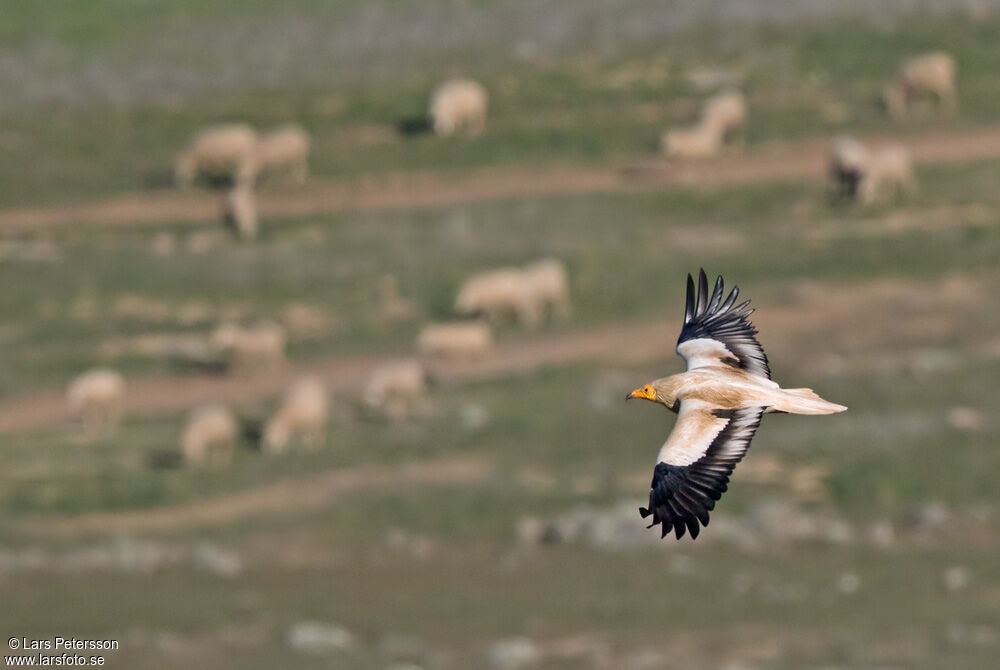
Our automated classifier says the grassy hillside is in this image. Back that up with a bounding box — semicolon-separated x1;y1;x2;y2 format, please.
0;4;998;669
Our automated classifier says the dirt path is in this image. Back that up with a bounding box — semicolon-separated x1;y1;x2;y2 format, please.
0;322;676;433
4;124;1000;232
36;456;489;537
0;273;987;435
13;275;992;538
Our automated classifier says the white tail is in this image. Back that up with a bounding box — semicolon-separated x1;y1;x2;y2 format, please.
771;387;848;415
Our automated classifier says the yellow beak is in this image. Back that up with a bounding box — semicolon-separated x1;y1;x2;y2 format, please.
626;386;656;401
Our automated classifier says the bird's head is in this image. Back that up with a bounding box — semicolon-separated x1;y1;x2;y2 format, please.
626;384;657;403
626;379;679;409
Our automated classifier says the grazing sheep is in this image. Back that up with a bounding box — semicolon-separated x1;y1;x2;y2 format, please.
255;124;310;183
828;135;872;199
522;258;571;319
174;123;258;188
363;360;428;420
181;404;238;466
660;121;721;159
211;321;286;371
429;79;488;137
416;321;493;359
858;145;917;206
66;368;125;432
221;183;258;241
701;90;747;142
263;377;328;454
884;52;957;118
455;268;542;327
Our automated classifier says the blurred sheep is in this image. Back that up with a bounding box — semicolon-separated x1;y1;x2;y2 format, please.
884;52;957;119
174;123;258;188
660;121;721;159
255;124;310;183
66;368;125;432
455;268;542;327
181;404;238;466
523;258;571;319
363;360;428;420
221;183;258;241
263;377;328;454
416;321;493;359
858;145;917;206
828;135;872;199
701;90;747;142
429;79;488;137
211;321;286;371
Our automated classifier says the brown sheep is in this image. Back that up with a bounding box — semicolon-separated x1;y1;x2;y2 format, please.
211;321;286;371
221;183;258;241
884;52;957;119
416;321;493;360
522;258;571;319
660;120;721;159
175;123;258;188
828;135;872;200
255;124;310;184
181;404;238;466
858;145;917;206
429;79;488;137
454;268;542;327
363;360;428;421
263;377;328;454
66;368;125;433
701;90;747;143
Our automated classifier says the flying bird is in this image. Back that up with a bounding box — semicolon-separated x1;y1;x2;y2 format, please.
626;270;847;540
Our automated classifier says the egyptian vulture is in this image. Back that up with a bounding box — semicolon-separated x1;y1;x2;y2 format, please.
626;270;846;540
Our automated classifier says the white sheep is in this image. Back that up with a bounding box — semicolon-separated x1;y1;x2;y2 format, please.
416;321;493;359
211;321;286;371
221;183;258;241
255;124;310;183
174;123;258;188
181;404;238;466
858;145;917;206
429;79;488;137
660;120;721;159
701;90;747;142
522;258;571;319
66;368;125;432
263;377;328;454
454;268;542;327
828;135;872;200
363;360;428;420
885;52;957;119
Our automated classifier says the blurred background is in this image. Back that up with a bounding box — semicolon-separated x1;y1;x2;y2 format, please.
1;1;999;668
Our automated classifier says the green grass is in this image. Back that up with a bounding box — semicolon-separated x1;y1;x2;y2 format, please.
2;9;1000;668
0;546;995;670
0;189;997;668
3;156;1000;391
2;404;998;670
3;344;998;519
4;16;1000;206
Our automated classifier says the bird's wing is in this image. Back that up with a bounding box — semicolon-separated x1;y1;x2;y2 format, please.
640;399;764;540
676;269;771;379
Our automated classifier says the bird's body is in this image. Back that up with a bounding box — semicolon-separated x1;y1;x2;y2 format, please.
649;367;844;417
627;270;846;540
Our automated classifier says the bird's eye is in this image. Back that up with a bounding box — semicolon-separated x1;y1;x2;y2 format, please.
645;385;654;396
